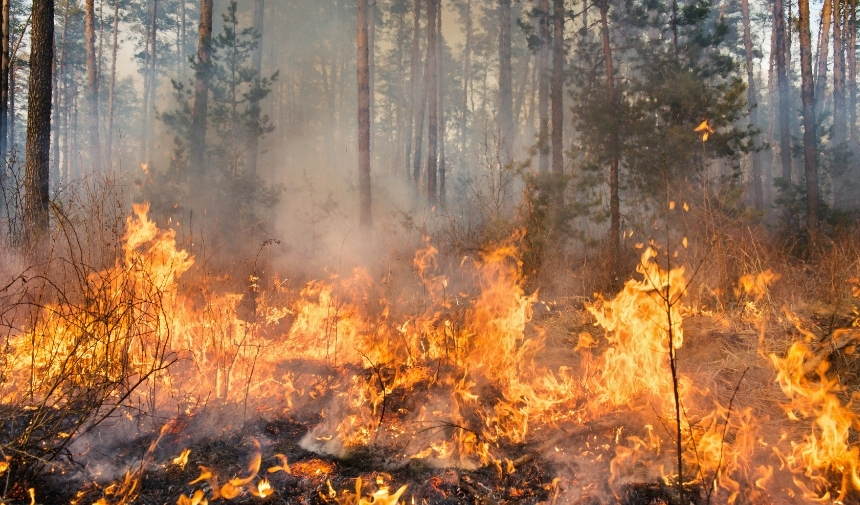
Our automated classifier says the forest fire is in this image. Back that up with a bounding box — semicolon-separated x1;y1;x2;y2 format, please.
1;204;858;504
1;0;860;501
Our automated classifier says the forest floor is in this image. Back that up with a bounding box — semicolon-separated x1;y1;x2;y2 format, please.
23;299;860;505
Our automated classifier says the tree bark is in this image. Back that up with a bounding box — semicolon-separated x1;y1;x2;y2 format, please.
0;0;8;161
774;0;793;185
799;0;819;243
247;0;264;182
368;0;375;158
600;0;619;275
413;58;428;191
146;0;157;164
437;0;445;202
741;0;762;208
498;0;513;159
426;0;437;203
850;0;857;145
538;0;550;173
24;0;54;246
191;0;213;174
405;0;421;181
459;0;471;168
106;0;119;165
551;0;563;175
357;0;372;227
814;0;831;117
86;0;102;168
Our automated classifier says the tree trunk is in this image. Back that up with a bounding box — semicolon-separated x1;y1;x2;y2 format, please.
106;0;118;165
405;0;421;181
426;0;437;203
146;0;157;165
538;0;550;173
413;58;428;191
357;0;372;227
24;0;54;246
814;0;831;117
600;0;619;275
180;0;186;76
799;0;819;244
833;0;846;146
551;0;563;174
774;0;793;185
368;0;375;158
437;0;445;202
741;0;763;208
0;0;8;161
850;0;857;143
459;0;471;168
191;0;213;174
247;0;264;182
498;0;513;159
86;0;102;168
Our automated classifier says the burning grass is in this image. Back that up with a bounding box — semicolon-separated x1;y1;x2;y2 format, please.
1;203;860;504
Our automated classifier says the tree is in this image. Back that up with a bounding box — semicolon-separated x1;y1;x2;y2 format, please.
247;0;264;181
426;0;437;203
814;0;831;118
537;0;549;173
358;0;372;226
774;0;792;185
190;0;213;175
24;0;54;245
0;0;8;161
106;0;119;162
599;0;619;273
85;0;102;167
498;0;512;157
799;0;819;243
741;0;762;208
551;0;563;175
405;0;421;182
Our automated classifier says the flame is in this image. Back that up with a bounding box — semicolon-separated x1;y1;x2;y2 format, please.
333;477;408;505
172;449;191;469
770;343;860;501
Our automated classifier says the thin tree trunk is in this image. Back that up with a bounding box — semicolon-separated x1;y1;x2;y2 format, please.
741;0;763;208
106;0;118;165
0;0;9;161
799;0;819;243
538;0;549;173
181;0;186;76
426;0;437;203
413;57;429;191
393;9;406;175
551;0;563;174
774;0;793;185
86;0;102;168
814;0;832;117
146;0;157;164
437;0;445;202
512;50;531;128
24;0;54;246
191;0;213;174
459;0;471;168
358;0;372;227
498;0;513;158
600;0;619;274
247;0;264;183
139;12;151;163
850;0;857;143
368;0;375;158
405;0;421;181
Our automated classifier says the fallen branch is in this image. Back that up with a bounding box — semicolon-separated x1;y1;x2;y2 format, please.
802;329;860;376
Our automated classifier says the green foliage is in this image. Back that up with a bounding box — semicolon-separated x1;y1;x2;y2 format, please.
570;0;756;227
157;1;280;236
